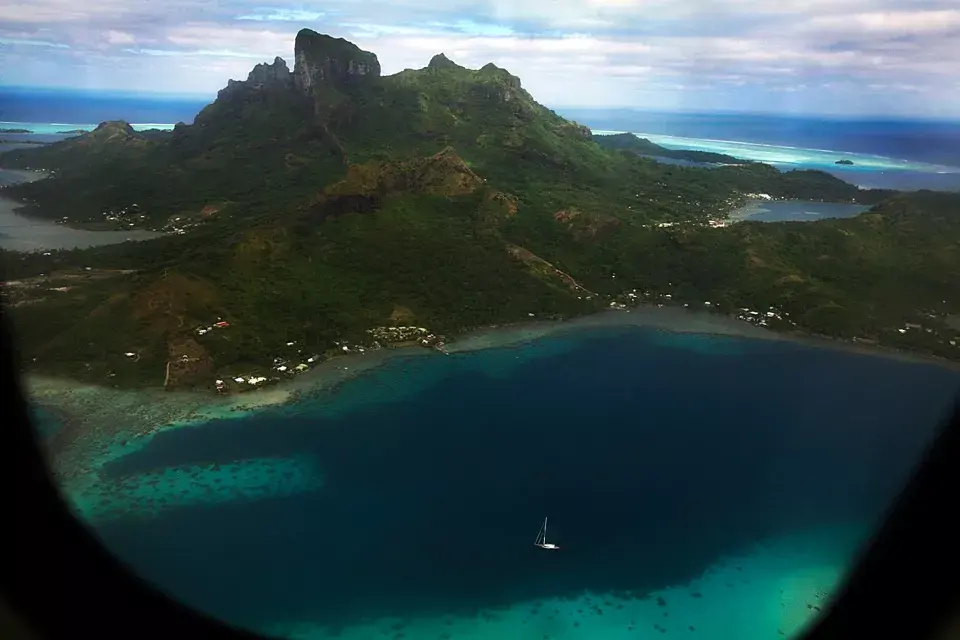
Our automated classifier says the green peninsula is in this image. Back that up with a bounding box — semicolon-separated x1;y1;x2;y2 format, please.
2;29;959;394
594;132;747;165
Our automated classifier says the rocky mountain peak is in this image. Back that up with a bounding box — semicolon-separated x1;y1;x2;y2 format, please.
79;121;143;147
293;29;380;97
92;120;137;136
427;53;462;71
479;62;522;90
246;56;293;88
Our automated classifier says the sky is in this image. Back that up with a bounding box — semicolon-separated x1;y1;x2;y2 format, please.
1;0;959;117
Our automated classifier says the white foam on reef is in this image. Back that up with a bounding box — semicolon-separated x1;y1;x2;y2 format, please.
591;129;960;174
263;524;859;640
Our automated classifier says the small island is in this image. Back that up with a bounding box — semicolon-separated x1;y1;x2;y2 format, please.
835;159;855;165
0;128;31;134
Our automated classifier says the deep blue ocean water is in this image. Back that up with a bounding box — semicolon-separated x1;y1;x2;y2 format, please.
79;327;959;638
559;109;960;169
576;110;960;191
0;87;208;125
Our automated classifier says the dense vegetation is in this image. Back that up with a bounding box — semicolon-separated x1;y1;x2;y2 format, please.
1;29;958;391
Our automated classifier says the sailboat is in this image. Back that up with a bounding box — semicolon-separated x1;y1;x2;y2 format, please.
534;517;560;550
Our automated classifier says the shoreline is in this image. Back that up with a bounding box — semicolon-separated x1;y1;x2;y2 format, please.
594;129;960;174
0;168;48;185
27;342;440;479
26;304;960;481
0;169;164;249
725;198;873;224
0;191;165;251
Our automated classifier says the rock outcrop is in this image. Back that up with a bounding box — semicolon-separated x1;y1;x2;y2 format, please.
246;56;293;88
427;53;462;71
211;30;380;108
213;57;293;104
560;120;592;141
479;62;522;90
293;29;380;97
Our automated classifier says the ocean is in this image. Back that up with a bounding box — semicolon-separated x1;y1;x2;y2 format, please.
2;89;959;191
730;201;870;224
560;110;960;169
567;109;960;192
55;325;960;640
0;87;206;129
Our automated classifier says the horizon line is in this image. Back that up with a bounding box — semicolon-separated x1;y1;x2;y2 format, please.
552;106;960;124
0;85;213;102
2;85;959;123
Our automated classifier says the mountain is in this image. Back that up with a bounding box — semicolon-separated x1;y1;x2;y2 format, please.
1;120;156;169
2;29;958;391
1;30;889;228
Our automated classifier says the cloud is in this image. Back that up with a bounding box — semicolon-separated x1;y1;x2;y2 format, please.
237;8;325;22
123;47;266;58
105;30;136;45
803;9;960;35
0;0;958;116
0;37;70;48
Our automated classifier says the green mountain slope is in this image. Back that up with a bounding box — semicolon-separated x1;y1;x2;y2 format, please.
1;30;889;228
2;29;959;391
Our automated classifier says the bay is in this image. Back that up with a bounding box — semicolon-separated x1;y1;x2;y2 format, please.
71;325;959;639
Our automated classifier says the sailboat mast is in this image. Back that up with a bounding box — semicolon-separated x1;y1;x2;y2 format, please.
544;517;548;543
